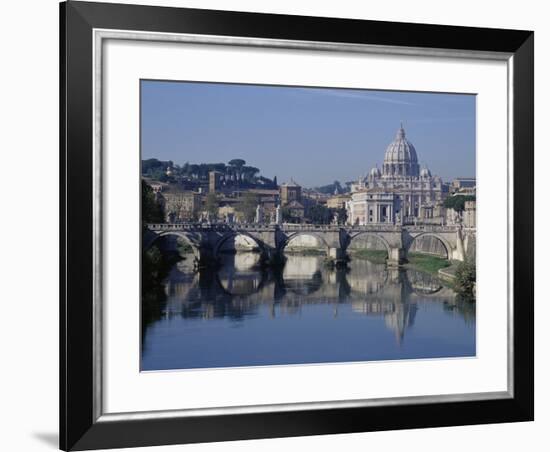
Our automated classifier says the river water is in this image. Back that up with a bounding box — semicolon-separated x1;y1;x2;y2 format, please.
141;253;475;371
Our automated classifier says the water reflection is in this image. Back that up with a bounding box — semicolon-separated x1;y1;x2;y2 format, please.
218;253;263;296
142;252;476;370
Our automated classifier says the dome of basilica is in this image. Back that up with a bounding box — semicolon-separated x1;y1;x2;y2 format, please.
382;125;420;177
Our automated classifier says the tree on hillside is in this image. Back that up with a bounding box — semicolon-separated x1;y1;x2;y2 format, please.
228;159;246;169
141;158;174;178
236;192;259;223
307;204;332;224
241;166;260;182
188;164;200;178
314;180;346;194
335;207;348;224
444;195;475;212
257;176;273;186
141;181;164;226
281;206;293;223
141;158;163;174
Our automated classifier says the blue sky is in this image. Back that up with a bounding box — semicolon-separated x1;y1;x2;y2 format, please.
141;80;475;187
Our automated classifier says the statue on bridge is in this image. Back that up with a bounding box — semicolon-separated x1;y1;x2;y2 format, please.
255;204;264;224
274;205;282;225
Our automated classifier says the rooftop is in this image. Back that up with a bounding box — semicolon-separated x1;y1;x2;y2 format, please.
281;178;301;187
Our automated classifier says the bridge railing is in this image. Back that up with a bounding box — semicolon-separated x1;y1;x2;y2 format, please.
347;224;402;232
403;225;459;233
147;223;242;232
147;223;404;233
146;223;344;232
280;224;343;232
146;223;465;234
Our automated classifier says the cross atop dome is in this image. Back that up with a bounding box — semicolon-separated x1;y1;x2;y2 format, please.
397;122;406;139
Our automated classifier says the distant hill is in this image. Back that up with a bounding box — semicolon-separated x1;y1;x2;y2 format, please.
313;180;349;194
141;158;276;188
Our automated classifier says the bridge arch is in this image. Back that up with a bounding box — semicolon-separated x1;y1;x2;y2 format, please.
405;232;452;260
216;264;266;296
280;231;330;254
347;231;392;255
213;232;264;258
145;231;201;258
405;269;444;295
346;265;389;296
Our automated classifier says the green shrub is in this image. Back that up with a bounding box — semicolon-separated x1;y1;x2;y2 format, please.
444;195;475;212
453;258;476;298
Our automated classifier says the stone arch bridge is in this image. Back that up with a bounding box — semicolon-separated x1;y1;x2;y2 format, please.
144;223;474;267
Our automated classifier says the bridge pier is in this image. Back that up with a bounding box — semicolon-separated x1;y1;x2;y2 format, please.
387;247;405;267
261;247;286;267
453;229;466;261
327;247;348;266
194;248;217;270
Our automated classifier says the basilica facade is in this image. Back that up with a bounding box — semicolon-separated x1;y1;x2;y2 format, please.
347;125;447;225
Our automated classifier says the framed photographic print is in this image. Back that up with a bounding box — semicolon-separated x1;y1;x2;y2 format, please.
60;1;534;450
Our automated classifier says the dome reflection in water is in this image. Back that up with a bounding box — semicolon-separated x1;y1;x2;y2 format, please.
141;250;475;371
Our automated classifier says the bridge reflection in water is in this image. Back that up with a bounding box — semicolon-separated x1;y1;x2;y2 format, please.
141;252;475;371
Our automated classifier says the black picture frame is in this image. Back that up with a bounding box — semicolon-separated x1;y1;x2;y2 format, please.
60;1;534;450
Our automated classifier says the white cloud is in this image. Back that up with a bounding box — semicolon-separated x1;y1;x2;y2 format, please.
297;87;415;105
